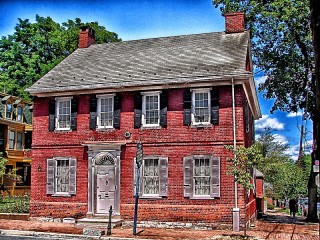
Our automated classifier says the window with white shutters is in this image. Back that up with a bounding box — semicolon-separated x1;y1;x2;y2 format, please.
46;157;77;196
133;156;168;198
183;155;220;199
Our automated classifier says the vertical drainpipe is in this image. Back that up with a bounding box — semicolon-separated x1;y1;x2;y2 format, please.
232;78;240;231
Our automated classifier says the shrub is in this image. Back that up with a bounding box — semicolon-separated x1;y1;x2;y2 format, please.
267;203;274;210
0;195;30;213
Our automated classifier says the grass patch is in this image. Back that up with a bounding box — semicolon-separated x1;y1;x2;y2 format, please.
0;195;30;213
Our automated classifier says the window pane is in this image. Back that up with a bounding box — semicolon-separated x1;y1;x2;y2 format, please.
194;157;210;196
58;100;71;129
56;160;69;193
9;131;15;149
145;95;159;125
6;104;12;119
99;97;113;127
17;106;23;121
17;132;23;150
194;92;210;123
143;158;159;195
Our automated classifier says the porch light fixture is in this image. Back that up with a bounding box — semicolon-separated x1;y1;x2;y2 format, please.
38;165;42;172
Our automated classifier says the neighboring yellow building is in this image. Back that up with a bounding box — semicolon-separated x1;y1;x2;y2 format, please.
0;93;32;196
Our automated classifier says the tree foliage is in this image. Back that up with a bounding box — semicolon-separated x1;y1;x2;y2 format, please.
225;144;262;191
212;0;313;116
212;0;319;221
0;15;121;99
255;129;309;200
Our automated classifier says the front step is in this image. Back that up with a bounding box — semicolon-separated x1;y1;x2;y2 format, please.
76;217;123;229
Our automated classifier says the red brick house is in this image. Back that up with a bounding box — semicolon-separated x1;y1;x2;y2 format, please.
26;12;261;228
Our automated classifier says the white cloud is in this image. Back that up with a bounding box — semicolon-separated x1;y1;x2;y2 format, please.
285;144;300;160
273;134;288;145
255;115;284;130
255;76;267;85
287;112;303;117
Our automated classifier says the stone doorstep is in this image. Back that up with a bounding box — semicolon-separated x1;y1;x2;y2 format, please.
77;217;123;229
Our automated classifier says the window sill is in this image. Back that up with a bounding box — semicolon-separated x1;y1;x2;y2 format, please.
51;193;72;198
140;195;163;199
54;129;72;133
141;125;162;130
189;196;215;200
96;127;115;132
190;124;212;128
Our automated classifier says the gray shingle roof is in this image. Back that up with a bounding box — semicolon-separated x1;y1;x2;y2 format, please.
27;31;251;95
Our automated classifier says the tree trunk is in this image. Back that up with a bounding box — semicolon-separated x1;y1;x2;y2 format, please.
307;0;320;222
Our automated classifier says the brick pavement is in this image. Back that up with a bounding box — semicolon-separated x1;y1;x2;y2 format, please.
0;210;319;239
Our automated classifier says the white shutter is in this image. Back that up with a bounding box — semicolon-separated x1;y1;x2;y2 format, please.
69;158;77;195
183;156;193;198
210;156;220;198
159;157;168;197
46;158;55;195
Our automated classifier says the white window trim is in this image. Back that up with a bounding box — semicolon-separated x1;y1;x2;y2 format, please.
192;155;211;198
55;159;69;195
191;88;211;126
142;157;160;197
141;91;161;127
96;94;115;129
55;97;72;131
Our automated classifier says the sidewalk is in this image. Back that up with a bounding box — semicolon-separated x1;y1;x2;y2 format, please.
0;210;319;239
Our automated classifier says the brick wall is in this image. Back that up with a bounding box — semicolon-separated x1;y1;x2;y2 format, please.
31;85;254;225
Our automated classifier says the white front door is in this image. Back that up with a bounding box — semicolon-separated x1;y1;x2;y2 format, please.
96;166;115;214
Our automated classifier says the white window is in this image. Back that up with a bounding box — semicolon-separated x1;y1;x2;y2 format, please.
191;89;211;125
143;158;159;196
142;91;160;127
97;94;114;128
16;132;23;150
56;97;71;130
46;157;77;196
56;159;69;194
134;156;168;198
9;130;15;149
194;157;211;196
183;155;220;199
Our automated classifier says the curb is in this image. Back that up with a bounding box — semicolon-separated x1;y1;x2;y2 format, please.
0;229;149;240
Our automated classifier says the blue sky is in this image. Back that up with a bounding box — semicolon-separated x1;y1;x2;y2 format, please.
0;0;312;159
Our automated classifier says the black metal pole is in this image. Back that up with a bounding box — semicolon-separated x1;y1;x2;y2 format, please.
133;168;140;235
107;205;112;236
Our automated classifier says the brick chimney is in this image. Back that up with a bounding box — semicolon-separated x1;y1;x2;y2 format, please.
225;12;245;34
79;26;95;48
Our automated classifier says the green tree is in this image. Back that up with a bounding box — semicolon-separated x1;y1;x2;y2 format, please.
212;0;318;222
255;129;308;200
0;15;121;99
225;144;262;234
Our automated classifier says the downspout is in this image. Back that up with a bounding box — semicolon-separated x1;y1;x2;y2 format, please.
232;78;240;231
